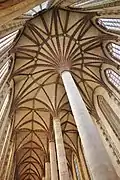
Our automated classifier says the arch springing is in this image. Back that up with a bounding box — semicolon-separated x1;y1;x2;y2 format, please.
106;69;120;91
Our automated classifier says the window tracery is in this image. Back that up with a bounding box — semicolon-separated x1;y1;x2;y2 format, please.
98;18;120;33
25;1;49;16
70;0;117;8
97;95;120;140
0;93;9;122
0;61;10;84
106;69;120;91
0;30;19;52
73;156;81;180
107;43;120;61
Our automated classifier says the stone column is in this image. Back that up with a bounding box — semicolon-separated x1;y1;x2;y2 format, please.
53;118;69;180
4;143;14;180
45;162;50;180
61;71;119;180
0;122;11;160
49;140;58;180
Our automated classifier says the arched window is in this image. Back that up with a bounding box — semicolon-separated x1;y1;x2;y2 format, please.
0;30;19;52
0;93;10;122
73;156;81;180
107;43;120;61
0;56;12;85
25;1;49;16
106;69;120;91
98;18;120;33
0;61;10;83
97;95;120;140
70;0;116;8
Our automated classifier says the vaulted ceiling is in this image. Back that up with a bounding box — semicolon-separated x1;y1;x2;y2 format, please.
8;6;118;179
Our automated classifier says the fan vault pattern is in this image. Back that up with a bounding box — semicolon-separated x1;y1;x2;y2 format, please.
11;8;116;179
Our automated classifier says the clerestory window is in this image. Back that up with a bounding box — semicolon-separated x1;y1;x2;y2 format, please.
25;1;49;16
98;95;120;140
0;60;11;84
106;69;120;91
107;43;120;61
74;157;81;180
0;30;19;53
98;18;120;33
0;93;9;121
70;0;118;8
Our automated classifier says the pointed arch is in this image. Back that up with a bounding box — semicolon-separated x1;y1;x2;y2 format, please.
97;95;120;140
105;68;120;92
107;43;120;62
0;30;19;53
69;0;118;9
24;1;49;16
101;64;120;98
97;18;120;33
93;86;120;177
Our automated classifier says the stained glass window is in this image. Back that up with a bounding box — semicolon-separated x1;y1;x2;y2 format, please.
106;69;120;91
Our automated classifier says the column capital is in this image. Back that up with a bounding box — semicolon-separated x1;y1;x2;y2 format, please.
45;156;50;163
45;160;50;163
49;139;55;143
59;68;70;76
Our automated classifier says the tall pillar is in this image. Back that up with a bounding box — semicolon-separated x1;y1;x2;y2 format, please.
53;118;69;180
61;71;119;180
45;162;50;180
49;140;58;180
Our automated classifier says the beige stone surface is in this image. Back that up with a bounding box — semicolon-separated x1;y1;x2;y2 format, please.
45;162;51;180
62;70;119;180
49;141;58;180
53;118;70;180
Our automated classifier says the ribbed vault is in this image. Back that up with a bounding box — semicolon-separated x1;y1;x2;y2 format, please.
11;8;116;179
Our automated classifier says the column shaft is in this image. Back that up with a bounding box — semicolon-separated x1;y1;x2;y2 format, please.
49;141;58;180
45;162;50;180
53;118;70;180
61;71;118;180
